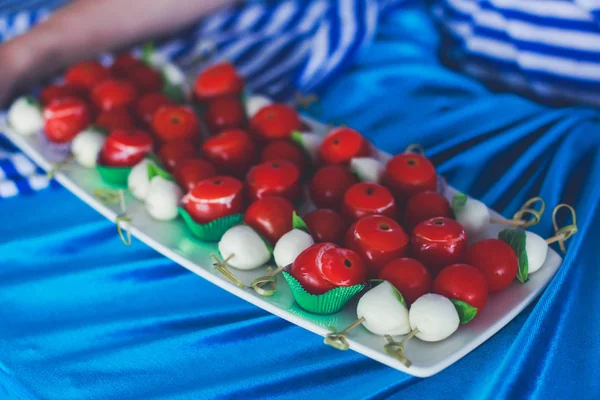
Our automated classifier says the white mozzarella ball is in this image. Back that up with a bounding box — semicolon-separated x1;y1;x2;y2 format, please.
145;176;182;221
163;63;186;86
218;225;271;270
350;157;384;183
8;97;43;136
245;95;272;118
273;229;314;268
357;281;410;336
147;52;169;69
455;198;491;240
295;132;322;162
409;294;459;342
128;159;155;201
71;129;106;168
525;231;548;274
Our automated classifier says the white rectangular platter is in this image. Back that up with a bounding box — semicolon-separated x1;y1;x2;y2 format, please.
1;115;561;377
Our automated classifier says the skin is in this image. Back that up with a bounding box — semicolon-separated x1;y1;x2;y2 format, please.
0;0;235;105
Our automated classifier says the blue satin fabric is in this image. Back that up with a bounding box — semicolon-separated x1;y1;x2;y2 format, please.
2;2;600;400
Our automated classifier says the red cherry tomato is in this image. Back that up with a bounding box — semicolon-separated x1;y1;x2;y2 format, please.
174;158;218;192
384;153;437;202
127;64;163;94
96;108;136;132
411;217;468;275
246;160;301;202
342;182;397;223
152;106;200;142
291;243;367;295
201;129;257;178
205;96;246;134
403;191;452;231
345;215;409;275
378;258;432;305
244;197;295;245
194;62;244;101
319;127;371;165
309;165;358;210
433;263;488;312
260;140;307;174
110;54;142;78
90;79;138;112
158;140;197;171
135;92;172;126
99;129;153;167
40;84;85;105
184;176;245;224
65;60;110;91
465;239;518;292
304;209;346;245
43;97;91;143
250;104;302;140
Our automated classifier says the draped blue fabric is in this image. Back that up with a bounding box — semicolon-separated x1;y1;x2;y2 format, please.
1;1;600;400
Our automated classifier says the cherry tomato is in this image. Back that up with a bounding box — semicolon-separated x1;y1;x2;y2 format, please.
40;84;85;105
319;127;371;165
135;92;172;126
433;263;488;312
304;209;346;245
309;165;358;210
411;217;468;275
403;191;452;231
291;242;367;295
201;129;257;178
384;153;437;202
244;197;295;245
342;182;397;223
249;104;302;140
260;140;307;174
194;62;244;101
378;258;432;305
465;239;518;292
158;140;197;171
96;108;136;131
110;54;142;78
184;176;245;224
65;60;110;91
99;129;153;167
90;79;138;112
152;106;200;142
246;160;301;202
43;97;91;143
127;64;163;94
205;96;246;134
174;158;218;192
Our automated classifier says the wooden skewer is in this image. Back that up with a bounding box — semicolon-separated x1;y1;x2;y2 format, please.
324;317;367;351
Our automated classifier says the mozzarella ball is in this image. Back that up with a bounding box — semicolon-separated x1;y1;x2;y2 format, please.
8;97;43;136
455;198;490;240
273;229;314;268
409;294;459;342
350;157;384;183
218;225;271;270
525;231;548;274
128;159;156;201
296;132;322;162
71;129;106;168
357;281;410;336
145;176;182;221
245;95;272;118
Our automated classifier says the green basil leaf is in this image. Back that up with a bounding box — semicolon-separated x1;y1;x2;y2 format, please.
450;299;478;324
499;228;529;283
290;131;304;147
162;79;186;104
292;211;309;232
87;124;108;135
147;162;174;182
452;192;468;214
391;285;408;308
141;42;155;66
24;96;41;110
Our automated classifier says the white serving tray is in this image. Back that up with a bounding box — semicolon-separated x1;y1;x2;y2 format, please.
1;116;561;377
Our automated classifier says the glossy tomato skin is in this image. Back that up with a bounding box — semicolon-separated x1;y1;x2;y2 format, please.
309;165;358;210
342;182;397;223
378;258;432;305
201;129;257;178
291;242;367;295
433;263;488;312
205;96;246;134
260;140;307;174
43;97;91;143
465;239;518;292
304;209;346;245
403;191;452;231
384;153;437;202
152;106;200;142
345;215;409;275
411;217;468;275
99;129;153;167
90;79;138;112
250;104;302;140
96;108;136;131
127;64;163;94
246;160;301;202
110;54;142;78
174;158;218;192
244;197;295;245
158;140;197;171
135;92;172;126
194;62;244;101
40;84;85;105
184;176;244;224
65;61;110;91
319;127;371;165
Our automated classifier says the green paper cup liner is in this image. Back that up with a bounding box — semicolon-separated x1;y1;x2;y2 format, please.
179;207;243;242
96;164;132;188
282;271;365;315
